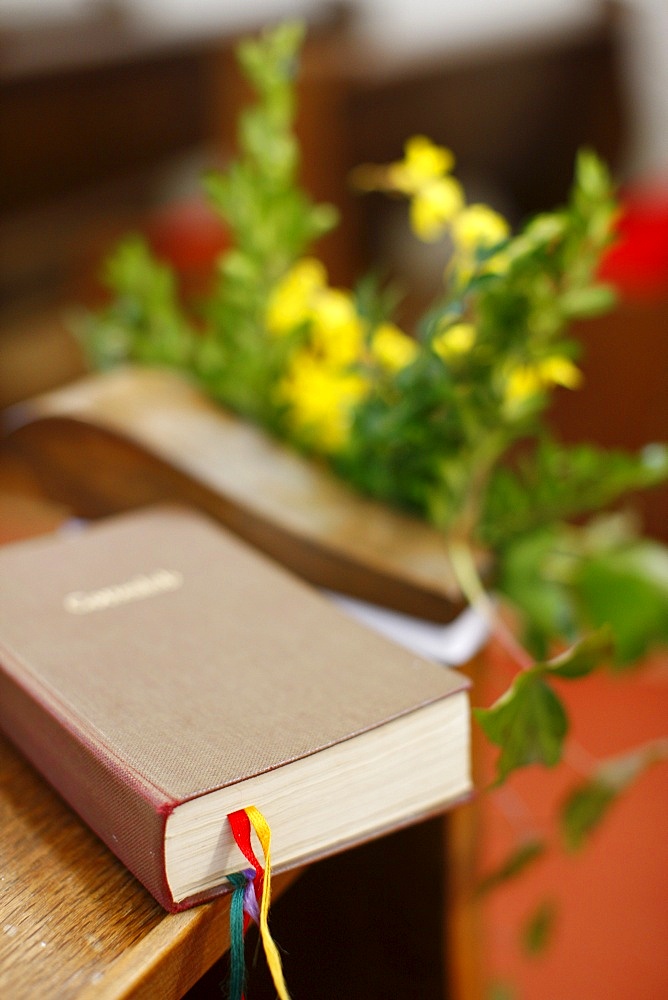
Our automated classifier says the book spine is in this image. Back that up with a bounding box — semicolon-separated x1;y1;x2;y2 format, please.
0;650;177;911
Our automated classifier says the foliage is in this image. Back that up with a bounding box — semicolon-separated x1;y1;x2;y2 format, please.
487;983;519;1000
475;629;613;782
475;839;546;897
80;22;668;978
497;511;668;663
560;739;668;850
83;21;337;430
83;237;194;371
481;440;668;550
82;23;667;792
197;22;337;426
521;899;558;956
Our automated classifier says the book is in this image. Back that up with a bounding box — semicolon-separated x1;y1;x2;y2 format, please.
7;365;480;622
0;505;471;912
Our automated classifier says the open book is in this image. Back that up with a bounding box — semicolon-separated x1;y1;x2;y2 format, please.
0;506;471;911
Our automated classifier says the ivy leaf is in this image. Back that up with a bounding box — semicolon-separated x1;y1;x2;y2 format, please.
574;541;668;665
496;513;668;665
496;526;577;659
560;781;618;853
487;983;518;1000
475;632;612;783
475;670;568;783
522;898;558;956
561;739;668;850
545;626;614;678
476;839;546;897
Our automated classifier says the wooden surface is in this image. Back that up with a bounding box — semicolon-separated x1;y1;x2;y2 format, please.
0;449;301;999
0;417;480;1000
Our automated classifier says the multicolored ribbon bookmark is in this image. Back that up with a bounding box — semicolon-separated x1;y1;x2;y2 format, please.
226;870;252;1000
227;806;291;1000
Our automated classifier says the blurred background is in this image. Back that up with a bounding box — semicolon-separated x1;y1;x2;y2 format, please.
2;0;666;529
1;6;667;996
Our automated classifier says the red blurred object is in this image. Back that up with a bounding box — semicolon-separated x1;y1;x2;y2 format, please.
144;197;231;298
599;186;668;301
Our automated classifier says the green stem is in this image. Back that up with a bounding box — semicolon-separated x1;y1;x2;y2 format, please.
446;432;507;543
447;538;535;671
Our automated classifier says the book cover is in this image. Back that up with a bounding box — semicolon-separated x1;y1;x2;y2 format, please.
8;366;476;621
0;506;471;912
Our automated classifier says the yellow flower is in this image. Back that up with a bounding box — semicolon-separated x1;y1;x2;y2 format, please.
310;288;365;365
265;258;327;336
266;261;367;369
409;177;465;242
279;351;368;452
504;356;582;411
504;365;543;405
449;204;511;283
538;356;583;390
388;136;455;194
432;322;476;360
451;204;510;251
481;246;512;277
370;323;418;372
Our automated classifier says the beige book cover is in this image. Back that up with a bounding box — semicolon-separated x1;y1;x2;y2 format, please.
9;366;476;621
0;505;471;910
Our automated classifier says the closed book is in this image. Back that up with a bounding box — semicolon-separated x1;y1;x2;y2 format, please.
0;506;471;912
8;366;478;622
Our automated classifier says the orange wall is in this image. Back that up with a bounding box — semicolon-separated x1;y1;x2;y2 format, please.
476;645;668;999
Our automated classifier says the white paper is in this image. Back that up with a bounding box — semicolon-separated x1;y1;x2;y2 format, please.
326;591;489;665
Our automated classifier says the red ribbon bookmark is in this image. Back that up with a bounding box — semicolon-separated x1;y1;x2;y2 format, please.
227;807;291;1000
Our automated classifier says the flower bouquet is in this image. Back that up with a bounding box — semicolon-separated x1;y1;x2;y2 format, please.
79;22;668;866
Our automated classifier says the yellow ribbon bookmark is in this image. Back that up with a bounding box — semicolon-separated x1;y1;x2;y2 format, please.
245;805;291;1000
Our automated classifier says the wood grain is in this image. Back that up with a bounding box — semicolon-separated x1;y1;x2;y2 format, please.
0;727;300;999
0;460;300;999
0;417;479;999
0;731;161;998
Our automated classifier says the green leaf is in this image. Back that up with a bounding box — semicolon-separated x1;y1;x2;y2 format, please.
560;780;618;852
574;541;668;664
545;626;614;678
482;439;668;549
561;739;668;850
496;526;577;658
474;670;568;783
476;839;546;896
559;283;617;318
79;236;194;370
474;632;612;784
496;512;668;663
574;148;613;202
522;899;558;956
487;982;519;1000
